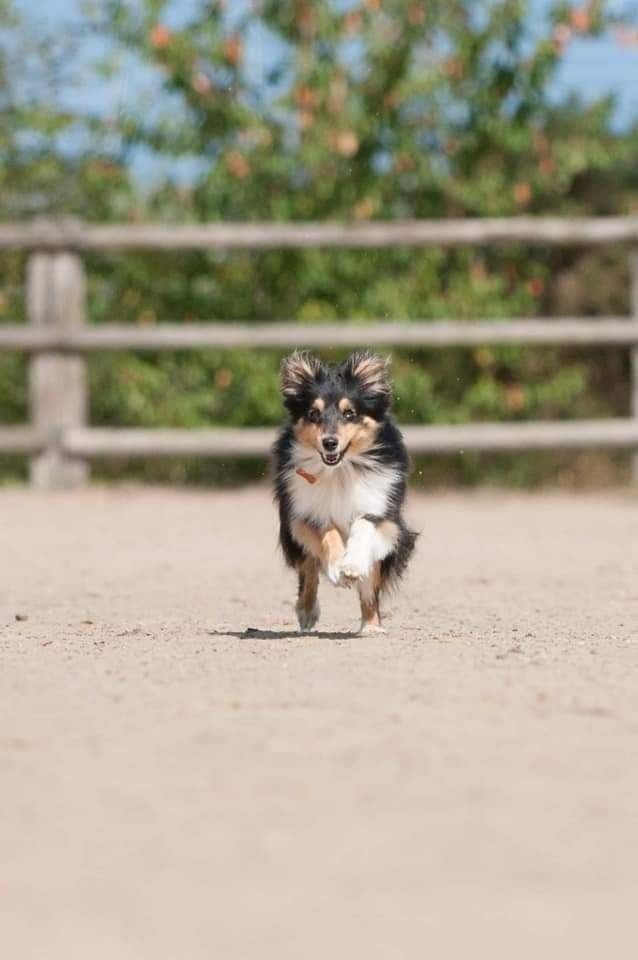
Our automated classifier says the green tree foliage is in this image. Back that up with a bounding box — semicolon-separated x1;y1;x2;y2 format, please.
2;0;638;484
0;0;134;430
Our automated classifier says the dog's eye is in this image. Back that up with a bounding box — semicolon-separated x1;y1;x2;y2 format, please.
343;408;356;421
307;408;321;423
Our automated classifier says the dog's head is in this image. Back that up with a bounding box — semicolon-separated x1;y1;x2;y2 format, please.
280;351;391;466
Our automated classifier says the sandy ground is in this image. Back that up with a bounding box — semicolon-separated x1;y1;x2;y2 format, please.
2;485;638;959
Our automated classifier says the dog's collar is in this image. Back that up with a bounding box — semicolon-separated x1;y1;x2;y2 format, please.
295;467;318;485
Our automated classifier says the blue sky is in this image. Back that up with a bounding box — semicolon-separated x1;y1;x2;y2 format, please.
15;0;638;183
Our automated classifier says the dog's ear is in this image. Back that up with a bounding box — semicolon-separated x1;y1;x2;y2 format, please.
341;351;391;409
280;351;324;409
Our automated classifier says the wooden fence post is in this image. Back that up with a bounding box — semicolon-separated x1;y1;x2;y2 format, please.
632;251;638;483
28;250;89;488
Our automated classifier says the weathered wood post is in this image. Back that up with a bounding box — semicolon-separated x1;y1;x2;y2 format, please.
632;250;638;483
27;241;89;488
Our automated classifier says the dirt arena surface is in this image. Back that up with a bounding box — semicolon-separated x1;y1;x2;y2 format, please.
2;485;638;959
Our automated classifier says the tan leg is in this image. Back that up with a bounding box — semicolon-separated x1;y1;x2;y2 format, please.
358;562;384;635
296;555;320;632
290;519;346;585
319;527;346;584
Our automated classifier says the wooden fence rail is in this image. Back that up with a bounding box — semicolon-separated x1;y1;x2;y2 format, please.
1;318;638;351
4;418;638;461
0;218;637;488
2;216;638;250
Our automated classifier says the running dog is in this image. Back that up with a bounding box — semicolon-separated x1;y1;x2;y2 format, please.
272;350;416;634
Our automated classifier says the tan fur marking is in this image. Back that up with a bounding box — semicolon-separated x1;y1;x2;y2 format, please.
294;405;379;459
291;518;322;557
377;520;399;549
291;519;345;574
294;419;322;450
312;397;325;412
334;415;380;455
359;562;382;628
338;397;354;414
320;527;345;573
297;555;319;617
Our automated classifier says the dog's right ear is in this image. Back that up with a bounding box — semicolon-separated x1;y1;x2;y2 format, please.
280;351;324;411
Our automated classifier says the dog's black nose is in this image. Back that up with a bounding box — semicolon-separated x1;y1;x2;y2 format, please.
322;435;339;452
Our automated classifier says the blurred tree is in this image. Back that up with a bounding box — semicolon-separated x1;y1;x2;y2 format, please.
0;0;133;219
0;0;135;478
2;0;638;485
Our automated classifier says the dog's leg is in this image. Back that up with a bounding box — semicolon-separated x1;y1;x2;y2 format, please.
296;555;320;632
319;527;346;586
341;518;398;584
357;562;384;635
291;519;346;586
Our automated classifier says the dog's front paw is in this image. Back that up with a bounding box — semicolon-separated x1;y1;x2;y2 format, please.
339;550;372;585
296;601;320;633
326;560;347;588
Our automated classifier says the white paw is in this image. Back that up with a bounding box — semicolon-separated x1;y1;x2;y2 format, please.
297;602;319;632
326;561;346;587
339;550;372;584
359;622;386;636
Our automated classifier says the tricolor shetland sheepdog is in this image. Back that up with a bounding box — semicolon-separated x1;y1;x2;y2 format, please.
272;351;417;635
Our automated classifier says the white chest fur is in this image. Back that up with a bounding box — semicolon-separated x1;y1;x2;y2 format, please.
287;453;398;531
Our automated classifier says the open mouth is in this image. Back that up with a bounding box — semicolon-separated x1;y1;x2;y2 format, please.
320;443;349;467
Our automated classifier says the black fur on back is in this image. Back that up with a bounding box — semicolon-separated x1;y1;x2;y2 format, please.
272;425;305;569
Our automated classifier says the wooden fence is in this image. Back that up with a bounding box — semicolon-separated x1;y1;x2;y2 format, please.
1;217;637;488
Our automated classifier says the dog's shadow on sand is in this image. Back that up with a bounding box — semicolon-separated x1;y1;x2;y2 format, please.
208;628;357;641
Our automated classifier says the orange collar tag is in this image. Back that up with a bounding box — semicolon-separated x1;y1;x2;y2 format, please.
296;467;318;485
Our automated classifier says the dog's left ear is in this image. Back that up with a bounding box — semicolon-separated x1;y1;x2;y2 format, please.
341;351;392;409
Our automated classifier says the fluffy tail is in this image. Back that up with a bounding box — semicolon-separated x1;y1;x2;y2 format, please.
380;521;418;592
